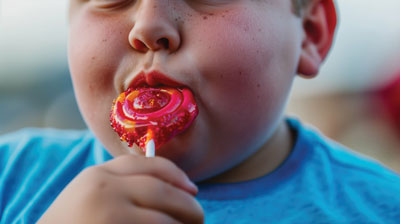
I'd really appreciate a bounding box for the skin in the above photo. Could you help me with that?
[39,0,336,223]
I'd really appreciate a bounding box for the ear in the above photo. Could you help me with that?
[297,0,337,78]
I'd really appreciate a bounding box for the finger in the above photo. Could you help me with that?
[100,155,198,196]
[106,201,183,224]
[120,175,204,224]
[129,206,182,224]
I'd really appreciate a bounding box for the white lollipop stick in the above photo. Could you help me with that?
[145,139,155,157]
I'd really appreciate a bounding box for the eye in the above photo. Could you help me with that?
[187,0,237,8]
[91,0,133,9]
[189,0,235,5]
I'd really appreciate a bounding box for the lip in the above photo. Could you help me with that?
[126,70,184,90]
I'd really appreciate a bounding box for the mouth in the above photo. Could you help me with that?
[112,70,200,153]
[126,70,184,91]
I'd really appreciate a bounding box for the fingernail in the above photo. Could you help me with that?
[188,181,198,195]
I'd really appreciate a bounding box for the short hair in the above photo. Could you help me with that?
[292,0,313,16]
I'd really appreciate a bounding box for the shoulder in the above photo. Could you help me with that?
[289,117,400,180]
[289,118,400,213]
[0,127,91,145]
[296,118,400,181]
[0,128,93,153]
[0,128,99,171]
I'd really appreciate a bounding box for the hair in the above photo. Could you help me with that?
[292,0,313,16]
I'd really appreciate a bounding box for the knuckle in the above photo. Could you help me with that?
[80,165,103,179]
[80,166,111,195]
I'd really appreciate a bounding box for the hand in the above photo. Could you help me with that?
[38,155,204,224]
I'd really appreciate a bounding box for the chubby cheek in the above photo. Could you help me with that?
[190,9,297,156]
[68,13,130,153]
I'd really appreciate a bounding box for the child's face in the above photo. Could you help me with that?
[69,0,302,181]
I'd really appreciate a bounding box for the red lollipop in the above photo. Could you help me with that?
[110,86,198,157]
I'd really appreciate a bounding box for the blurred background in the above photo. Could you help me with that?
[1,0,400,172]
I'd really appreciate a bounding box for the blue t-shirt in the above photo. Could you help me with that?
[0,118,399,223]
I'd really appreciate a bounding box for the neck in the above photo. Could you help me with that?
[203,119,295,184]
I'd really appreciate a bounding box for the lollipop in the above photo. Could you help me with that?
[110,86,198,157]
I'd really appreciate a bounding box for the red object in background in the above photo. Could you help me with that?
[376,71,400,134]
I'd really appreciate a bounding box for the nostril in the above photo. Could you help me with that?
[133,39,148,52]
[157,38,169,49]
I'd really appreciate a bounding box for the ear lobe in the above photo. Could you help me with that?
[298,43,321,79]
[297,0,337,78]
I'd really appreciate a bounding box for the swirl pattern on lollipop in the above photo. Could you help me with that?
[110,86,198,150]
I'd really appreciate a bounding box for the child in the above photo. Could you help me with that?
[1,0,399,223]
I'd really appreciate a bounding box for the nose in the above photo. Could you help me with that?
[128,1,180,53]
